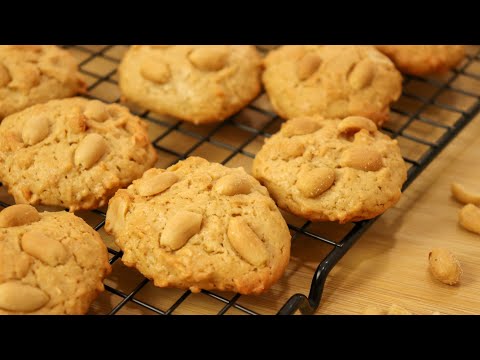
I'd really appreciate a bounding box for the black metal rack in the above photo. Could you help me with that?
[1,45,480,315]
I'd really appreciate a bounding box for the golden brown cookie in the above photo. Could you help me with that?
[0,97,158,212]
[118,45,263,124]
[105,157,291,295]
[0,204,111,314]
[0,45,86,120]
[262,45,403,126]
[252,115,407,223]
[375,45,465,76]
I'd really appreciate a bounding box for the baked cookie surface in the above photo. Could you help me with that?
[105,157,291,295]
[0,45,86,120]
[252,115,407,223]
[262,45,402,126]
[118,45,263,125]
[375,45,465,76]
[0,205,111,315]
[0,97,158,211]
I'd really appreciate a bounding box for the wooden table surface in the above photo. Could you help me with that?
[2,45,480,315]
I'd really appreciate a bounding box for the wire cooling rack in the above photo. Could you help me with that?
[1,45,480,315]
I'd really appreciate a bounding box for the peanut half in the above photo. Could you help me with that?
[280,140,305,160]
[451,182,480,206]
[188,46,229,72]
[0,205,40,228]
[214,174,252,196]
[283,118,322,137]
[297,53,322,80]
[338,116,377,135]
[0,282,49,312]
[74,133,107,169]
[136,172,179,197]
[160,211,203,251]
[341,146,383,172]
[21,231,68,266]
[428,248,462,285]
[22,116,50,146]
[0,62,11,87]
[105,191,131,235]
[458,203,480,235]
[296,167,335,198]
[84,100,109,122]
[141,58,171,84]
[348,60,376,90]
[227,217,268,267]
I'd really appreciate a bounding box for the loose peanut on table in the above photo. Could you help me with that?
[428,248,462,285]
[387,304,412,315]
[451,182,480,206]
[458,203,480,235]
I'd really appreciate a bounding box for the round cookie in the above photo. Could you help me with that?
[0,204,111,314]
[262,45,403,126]
[118,45,263,125]
[0,97,158,212]
[0,45,86,120]
[105,157,291,295]
[375,45,465,76]
[252,115,407,223]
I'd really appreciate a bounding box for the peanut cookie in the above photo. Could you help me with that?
[262,45,403,126]
[0,204,111,314]
[375,45,465,76]
[252,115,407,223]
[105,157,291,295]
[118,45,263,125]
[0,97,158,212]
[0,45,86,120]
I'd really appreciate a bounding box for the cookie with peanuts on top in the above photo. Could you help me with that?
[0,204,111,315]
[252,115,407,223]
[262,45,403,126]
[0,45,86,120]
[105,156,291,295]
[0,97,158,212]
[118,45,263,125]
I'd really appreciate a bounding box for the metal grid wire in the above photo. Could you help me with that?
[1,45,480,315]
